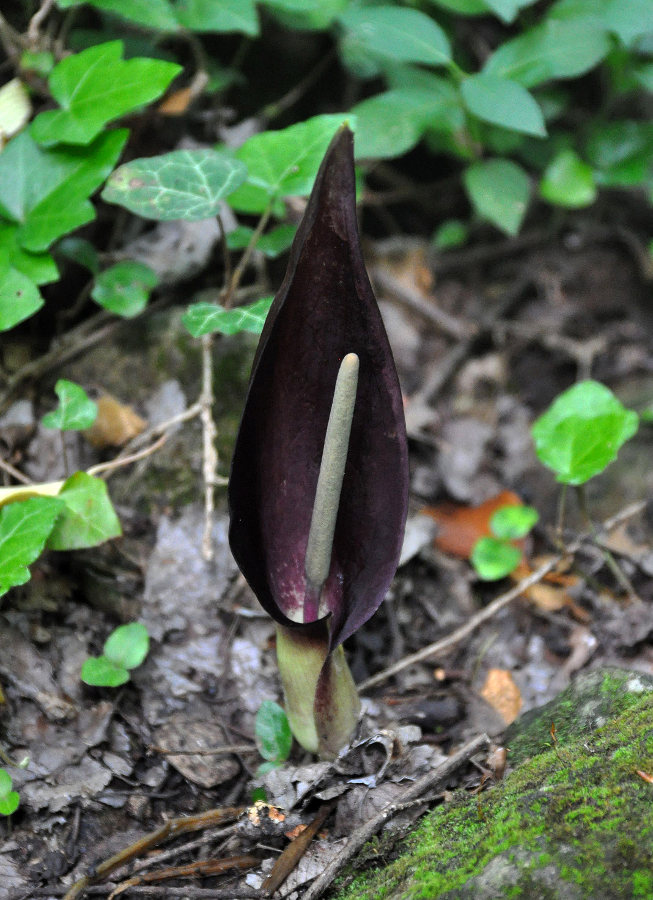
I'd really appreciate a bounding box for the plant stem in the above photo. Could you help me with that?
[575,485,639,601]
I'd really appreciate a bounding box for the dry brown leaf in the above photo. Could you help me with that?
[84,394,147,448]
[423,490,523,558]
[480,668,522,725]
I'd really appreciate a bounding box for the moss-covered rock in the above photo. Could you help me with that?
[329,668,653,900]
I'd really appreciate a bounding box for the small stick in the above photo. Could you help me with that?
[109,855,260,897]
[62,807,245,900]
[301,733,490,900]
[361,498,647,691]
[359,541,583,691]
[304,353,359,621]
[200,334,218,561]
[262,800,336,895]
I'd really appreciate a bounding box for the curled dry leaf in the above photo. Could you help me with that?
[480,668,522,725]
[423,490,524,558]
[84,393,147,448]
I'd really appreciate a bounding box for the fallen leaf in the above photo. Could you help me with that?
[636,770,653,784]
[480,668,522,725]
[423,490,523,557]
[84,394,147,448]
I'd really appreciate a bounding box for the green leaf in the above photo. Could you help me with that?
[20,49,55,77]
[227,224,297,258]
[426,0,488,13]
[585,120,653,187]
[352,89,456,159]
[255,700,292,763]
[81,655,130,687]
[0,225,59,285]
[260,0,347,29]
[228,114,350,214]
[175,0,260,34]
[102,149,247,221]
[531,380,639,485]
[30,41,181,146]
[0,128,128,252]
[104,622,149,669]
[432,219,468,249]
[490,505,539,540]
[47,472,122,550]
[91,261,158,317]
[471,537,522,580]
[42,379,98,430]
[463,158,530,235]
[602,0,653,45]
[0,497,63,596]
[0,770,19,816]
[57,236,100,273]
[461,74,546,137]
[0,264,43,331]
[338,6,451,68]
[182,296,273,337]
[540,149,596,207]
[56,0,179,31]
[483,19,611,87]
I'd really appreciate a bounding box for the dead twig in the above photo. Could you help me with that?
[358,548,581,691]
[301,733,490,900]
[262,800,336,895]
[200,333,218,561]
[109,855,260,898]
[361,498,647,691]
[62,807,245,900]
[370,266,475,341]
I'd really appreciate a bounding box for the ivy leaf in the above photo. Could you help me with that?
[461,74,546,137]
[102,149,247,221]
[0,128,128,252]
[81,656,130,687]
[226,224,297,258]
[30,41,181,146]
[182,297,273,337]
[91,261,158,317]
[471,537,522,580]
[463,158,530,235]
[0,497,63,596]
[0,263,43,331]
[255,700,292,765]
[531,380,639,485]
[0,770,19,816]
[47,472,122,550]
[227,114,352,214]
[490,505,539,540]
[42,379,98,431]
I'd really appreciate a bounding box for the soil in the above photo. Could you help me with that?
[1,199,653,899]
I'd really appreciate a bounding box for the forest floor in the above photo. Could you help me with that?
[2,196,653,899]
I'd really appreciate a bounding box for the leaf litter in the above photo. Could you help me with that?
[2,224,653,899]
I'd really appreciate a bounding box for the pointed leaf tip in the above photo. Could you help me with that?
[229,125,409,649]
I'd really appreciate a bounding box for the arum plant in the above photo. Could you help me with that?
[229,125,409,759]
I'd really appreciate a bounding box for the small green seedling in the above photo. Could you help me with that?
[471,504,539,581]
[0,769,19,816]
[255,700,293,775]
[42,379,98,431]
[532,380,638,485]
[81,622,149,687]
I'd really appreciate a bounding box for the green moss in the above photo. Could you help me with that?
[329,671,653,900]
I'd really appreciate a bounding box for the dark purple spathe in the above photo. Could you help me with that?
[228,125,409,651]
